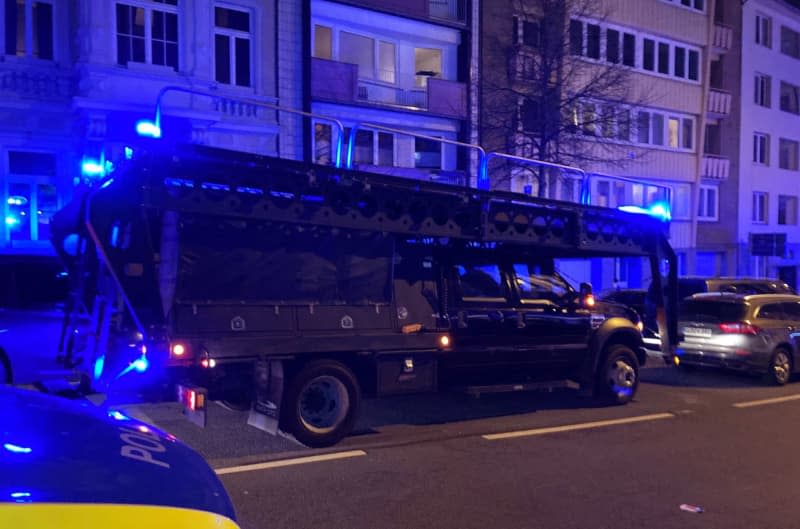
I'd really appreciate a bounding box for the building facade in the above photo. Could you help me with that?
[711,0,800,288]
[480,0,732,289]
[1,0,280,260]
[308,0,473,183]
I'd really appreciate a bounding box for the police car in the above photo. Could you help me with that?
[0,385,239,528]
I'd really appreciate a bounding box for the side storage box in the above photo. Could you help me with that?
[376,354,437,396]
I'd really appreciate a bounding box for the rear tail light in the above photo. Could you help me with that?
[719,322,761,335]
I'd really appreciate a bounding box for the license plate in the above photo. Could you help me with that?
[683,327,712,337]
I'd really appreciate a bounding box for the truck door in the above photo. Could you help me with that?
[448,261,518,353]
[510,262,592,367]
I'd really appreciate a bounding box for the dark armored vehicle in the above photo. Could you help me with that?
[50,141,678,447]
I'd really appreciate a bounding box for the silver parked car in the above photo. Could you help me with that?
[676,293,800,385]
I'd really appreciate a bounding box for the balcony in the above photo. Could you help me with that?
[311,58,467,119]
[707,88,732,118]
[712,23,733,54]
[0,60,73,102]
[428,0,466,23]
[702,155,730,180]
[343,0,466,24]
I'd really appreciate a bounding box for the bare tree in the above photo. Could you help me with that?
[481,0,653,196]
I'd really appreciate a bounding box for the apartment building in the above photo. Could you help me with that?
[711,0,800,288]
[480,0,730,289]
[308,0,473,184]
[1,0,280,259]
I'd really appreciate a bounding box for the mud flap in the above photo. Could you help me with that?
[247,359,284,435]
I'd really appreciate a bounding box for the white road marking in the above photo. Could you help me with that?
[732,394,800,409]
[215,450,367,475]
[482,412,675,441]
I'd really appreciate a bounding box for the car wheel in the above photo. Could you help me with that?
[0,348,12,384]
[767,348,793,386]
[595,345,639,405]
[282,360,361,448]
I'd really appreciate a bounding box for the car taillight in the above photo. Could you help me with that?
[719,322,761,335]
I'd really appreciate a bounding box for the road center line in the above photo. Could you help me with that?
[482,412,675,441]
[732,394,800,409]
[215,450,367,475]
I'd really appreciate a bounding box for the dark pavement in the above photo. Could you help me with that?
[125,362,800,529]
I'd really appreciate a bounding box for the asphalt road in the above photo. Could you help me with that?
[126,362,800,529]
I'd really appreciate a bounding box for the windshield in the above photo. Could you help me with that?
[679,299,748,323]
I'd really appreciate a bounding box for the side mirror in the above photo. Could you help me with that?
[579,282,596,308]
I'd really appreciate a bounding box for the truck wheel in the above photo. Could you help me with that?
[282,360,361,448]
[595,345,639,405]
[0,348,11,384]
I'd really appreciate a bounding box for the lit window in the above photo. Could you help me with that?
[215,6,251,87]
[314,123,332,165]
[116,1,179,70]
[5,151,58,244]
[313,24,332,59]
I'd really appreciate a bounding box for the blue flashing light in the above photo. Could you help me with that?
[100,178,115,190]
[10,492,31,499]
[4,443,32,454]
[132,355,149,373]
[136,120,162,138]
[300,194,325,203]
[81,159,106,177]
[5,216,19,227]
[108,410,131,421]
[618,202,672,222]
[124,146,134,159]
[93,354,106,380]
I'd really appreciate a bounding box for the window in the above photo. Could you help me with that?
[214,7,250,87]
[657,42,669,74]
[698,186,718,221]
[5,151,57,244]
[378,42,396,83]
[456,264,505,301]
[314,123,332,165]
[340,32,375,79]
[672,184,691,219]
[523,20,541,47]
[780,139,799,170]
[780,81,800,114]
[674,47,685,78]
[753,191,768,223]
[781,25,800,59]
[651,113,664,146]
[643,38,655,71]
[687,50,699,81]
[520,99,540,132]
[606,28,619,63]
[756,14,772,48]
[758,303,784,320]
[754,133,770,165]
[414,47,440,87]
[637,111,650,143]
[622,32,635,67]
[414,137,441,169]
[755,73,771,107]
[582,103,596,135]
[313,24,332,59]
[569,19,582,55]
[4,0,54,60]
[343,128,395,167]
[660,0,704,11]
[586,23,600,59]
[779,195,798,225]
[682,118,693,149]
[668,117,680,148]
[618,108,631,141]
[513,263,571,302]
[116,1,179,70]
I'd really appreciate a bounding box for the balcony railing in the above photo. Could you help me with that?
[311,58,467,119]
[702,155,730,180]
[429,0,466,23]
[707,88,732,117]
[713,23,733,53]
[0,61,73,101]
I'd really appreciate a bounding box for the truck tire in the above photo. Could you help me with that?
[594,344,639,405]
[282,360,361,448]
